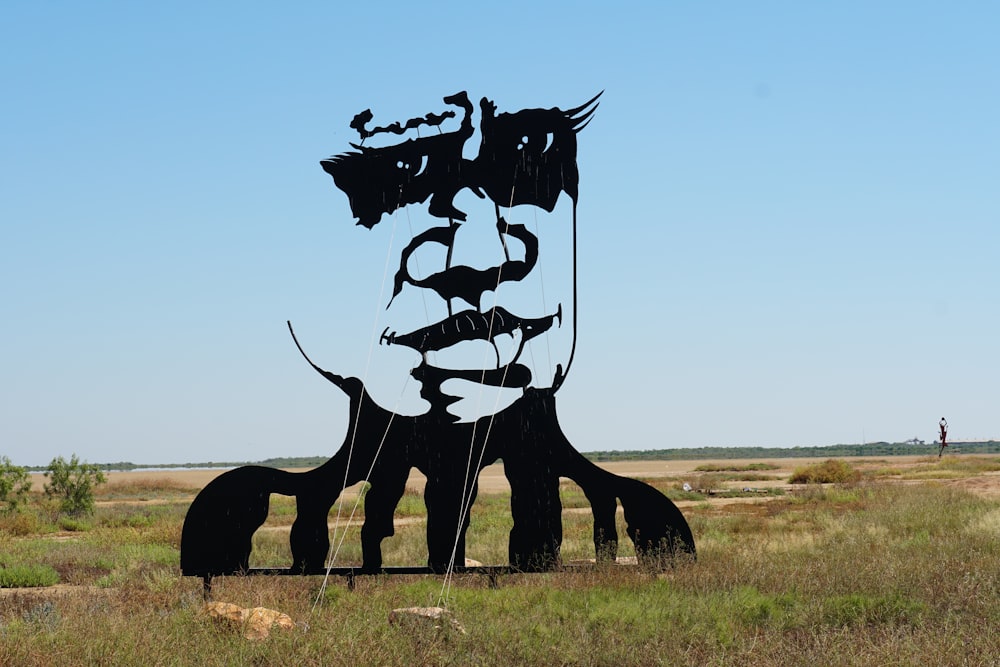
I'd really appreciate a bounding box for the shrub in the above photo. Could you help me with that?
[0,456,33,513]
[0,510,44,536]
[44,454,106,516]
[789,459,861,484]
[0,564,60,588]
[58,516,92,532]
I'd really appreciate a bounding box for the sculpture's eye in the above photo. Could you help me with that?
[515,133,555,155]
[395,155,426,178]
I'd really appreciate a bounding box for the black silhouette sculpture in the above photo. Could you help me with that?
[181,91,695,580]
[938,417,948,458]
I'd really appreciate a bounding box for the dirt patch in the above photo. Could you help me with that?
[40,532,82,542]
[947,471,1000,499]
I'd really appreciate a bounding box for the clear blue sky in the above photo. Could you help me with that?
[3,2,998,467]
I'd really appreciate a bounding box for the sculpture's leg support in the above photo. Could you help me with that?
[587,491,620,563]
[617,476,696,566]
[180,466,290,577]
[560,450,619,561]
[507,466,562,571]
[290,497,333,573]
[360,460,411,572]
[561,448,696,566]
[423,450,481,573]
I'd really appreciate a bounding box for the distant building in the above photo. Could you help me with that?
[904,438,925,445]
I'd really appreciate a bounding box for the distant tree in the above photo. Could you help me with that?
[0,456,33,513]
[44,455,106,516]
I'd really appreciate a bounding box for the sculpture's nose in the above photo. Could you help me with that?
[402,190,536,311]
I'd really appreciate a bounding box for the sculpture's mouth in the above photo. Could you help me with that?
[411,360,534,391]
[380,304,561,354]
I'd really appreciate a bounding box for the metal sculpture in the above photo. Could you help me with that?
[938,417,948,457]
[181,91,695,582]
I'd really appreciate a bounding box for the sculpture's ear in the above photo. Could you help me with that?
[286,321,361,400]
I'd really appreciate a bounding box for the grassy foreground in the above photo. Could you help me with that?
[1,458,999,666]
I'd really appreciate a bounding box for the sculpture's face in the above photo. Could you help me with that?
[322,92,597,422]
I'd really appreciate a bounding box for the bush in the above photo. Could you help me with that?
[0,456,33,513]
[44,455,106,516]
[0,564,60,588]
[58,516,92,532]
[0,510,45,536]
[789,459,861,484]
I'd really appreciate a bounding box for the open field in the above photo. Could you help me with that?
[31,453,1000,496]
[4,455,1000,665]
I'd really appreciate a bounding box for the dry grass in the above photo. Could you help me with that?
[693,462,781,472]
[95,477,200,500]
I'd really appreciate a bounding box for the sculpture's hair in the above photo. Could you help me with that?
[351,108,457,142]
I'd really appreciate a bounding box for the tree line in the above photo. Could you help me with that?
[584,441,1000,461]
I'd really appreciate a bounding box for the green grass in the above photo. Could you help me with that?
[0,564,60,588]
